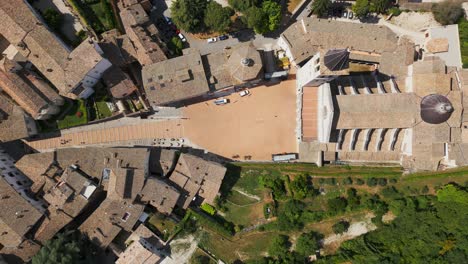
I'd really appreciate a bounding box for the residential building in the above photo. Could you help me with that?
[119,3,168,66]
[139,177,180,215]
[0,94,37,142]
[103,65,138,99]
[169,153,226,208]
[142,42,264,108]
[116,224,166,264]
[142,50,210,107]
[0,0,112,99]
[0,58,60,120]
[0,176,43,248]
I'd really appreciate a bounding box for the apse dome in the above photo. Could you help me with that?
[420,94,453,124]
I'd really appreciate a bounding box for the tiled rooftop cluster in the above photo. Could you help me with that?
[1,147,226,262]
[0,0,111,99]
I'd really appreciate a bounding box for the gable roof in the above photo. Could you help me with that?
[169,154,226,208]
[140,177,180,215]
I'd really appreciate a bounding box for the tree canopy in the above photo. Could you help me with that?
[262,1,282,31]
[228,0,262,12]
[42,8,63,31]
[268,234,290,258]
[352,0,370,18]
[311,0,331,17]
[318,185,468,263]
[204,2,233,33]
[32,231,94,264]
[276,199,305,230]
[295,231,324,256]
[171,0,208,32]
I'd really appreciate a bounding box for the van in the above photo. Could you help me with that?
[214,98,229,105]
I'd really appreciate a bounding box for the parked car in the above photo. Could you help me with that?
[239,90,250,97]
[219,34,228,41]
[343,11,348,18]
[349,11,354,19]
[164,16,172,25]
[207,37,217,43]
[178,33,187,42]
[214,98,229,105]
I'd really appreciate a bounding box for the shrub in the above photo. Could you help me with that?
[377,178,388,187]
[356,178,365,185]
[75,111,83,118]
[342,177,353,185]
[200,203,216,216]
[432,0,463,25]
[327,197,348,213]
[389,7,402,16]
[381,186,400,199]
[332,220,350,234]
[367,177,378,187]
[389,178,398,184]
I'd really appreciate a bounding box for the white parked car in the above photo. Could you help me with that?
[239,90,250,97]
[214,98,229,105]
[178,33,187,42]
[207,37,217,43]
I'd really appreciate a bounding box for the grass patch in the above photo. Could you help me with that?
[57,100,88,129]
[67,0,115,33]
[459,18,468,68]
[95,101,112,119]
[287,0,303,13]
[233,163,402,179]
[89,0,115,31]
[146,212,178,241]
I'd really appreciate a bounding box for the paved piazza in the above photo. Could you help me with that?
[26,78,298,161]
[183,77,298,161]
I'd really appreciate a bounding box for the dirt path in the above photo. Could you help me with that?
[232,188,261,201]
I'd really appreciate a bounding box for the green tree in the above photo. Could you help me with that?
[346,188,360,209]
[262,0,282,31]
[352,0,370,19]
[296,231,324,256]
[268,234,290,258]
[42,8,63,31]
[191,254,211,264]
[228,0,261,12]
[168,36,184,56]
[366,177,378,187]
[277,199,305,230]
[432,0,464,25]
[311,0,331,17]
[32,231,94,264]
[204,2,233,33]
[342,177,353,185]
[245,6,269,34]
[171,0,208,32]
[327,197,348,213]
[290,174,310,199]
[371,0,391,14]
[332,220,350,234]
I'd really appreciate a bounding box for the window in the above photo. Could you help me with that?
[150,86,155,91]
[158,75,163,80]
[122,212,131,222]
[147,78,153,83]
[160,83,165,88]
